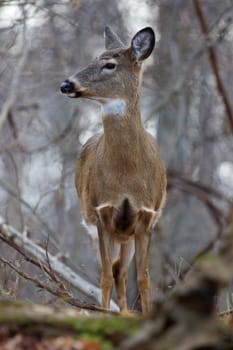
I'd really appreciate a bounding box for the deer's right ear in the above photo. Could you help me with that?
[104,26,124,50]
[130,27,155,63]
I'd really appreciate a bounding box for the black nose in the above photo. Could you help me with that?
[60,80,75,94]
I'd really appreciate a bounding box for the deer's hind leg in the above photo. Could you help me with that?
[134,208,158,314]
[135,231,152,314]
[97,221,116,309]
[113,239,135,314]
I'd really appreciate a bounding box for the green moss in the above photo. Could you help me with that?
[0,299,141,349]
[69,316,140,334]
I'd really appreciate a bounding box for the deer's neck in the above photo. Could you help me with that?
[101,97,145,170]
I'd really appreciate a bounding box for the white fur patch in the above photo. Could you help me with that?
[140,207,161,228]
[141,207,159,215]
[100,98,126,117]
[81,219,100,262]
[96,203,112,211]
[67,92,77,98]
[81,219,98,241]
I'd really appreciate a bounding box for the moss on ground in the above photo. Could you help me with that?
[0,299,141,349]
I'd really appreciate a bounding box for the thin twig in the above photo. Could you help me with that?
[0,255,112,313]
[147,3,233,120]
[167,169,230,230]
[193,0,233,132]
[0,6,30,131]
[168,169,231,203]
[0,178,57,246]
[0,216,119,312]
[164,170,232,289]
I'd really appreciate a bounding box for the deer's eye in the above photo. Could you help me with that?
[102,62,116,70]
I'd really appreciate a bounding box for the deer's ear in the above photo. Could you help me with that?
[104,26,124,50]
[131,27,155,62]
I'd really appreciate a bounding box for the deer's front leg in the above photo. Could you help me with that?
[135,231,152,314]
[97,221,115,309]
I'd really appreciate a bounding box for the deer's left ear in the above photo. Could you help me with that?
[104,26,125,50]
[130,27,155,63]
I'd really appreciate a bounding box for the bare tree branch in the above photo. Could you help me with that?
[147,3,233,119]
[0,216,119,312]
[0,178,58,247]
[164,170,233,288]
[167,169,230,229]
[193,0,233,132]
[0,255,114,313]
[0,6,30,132]
[168,169,231,203]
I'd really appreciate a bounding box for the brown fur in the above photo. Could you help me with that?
[61,27,167,314]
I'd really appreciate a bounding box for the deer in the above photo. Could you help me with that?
[60,26,167,314]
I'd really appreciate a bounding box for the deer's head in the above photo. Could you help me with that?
[60,27,155,109]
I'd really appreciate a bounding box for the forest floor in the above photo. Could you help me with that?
[0,298,233,350]
[1,209,233,349]
[0,299,141,350]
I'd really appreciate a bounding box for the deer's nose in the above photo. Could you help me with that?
[60,80,75,94]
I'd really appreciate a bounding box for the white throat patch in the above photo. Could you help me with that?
[99,98,126,117]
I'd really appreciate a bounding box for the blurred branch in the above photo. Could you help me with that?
[0,7,30,132]
[0,255,70,304]
[168,169,231,202]
[193,0,233,132]
[166,170,233,287]
[0,178,58,247]
[0,216,119,312]
[0,113,80,155]
[0,255,110,313]
[122,207,233,350]
[148,3,233,119]
[5,151,24,230]
[13,0,80,28]
[25,113,77,154]
[167,169,230,228]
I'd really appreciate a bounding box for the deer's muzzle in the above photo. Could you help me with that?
[60,80,75,94]
[60,79,84,98]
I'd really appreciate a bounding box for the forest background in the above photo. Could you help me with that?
[0,0,232,313]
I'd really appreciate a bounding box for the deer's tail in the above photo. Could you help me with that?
[115,198,135,231]
[96,197,157,238]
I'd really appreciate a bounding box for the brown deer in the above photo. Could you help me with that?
[60,26,167,314]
